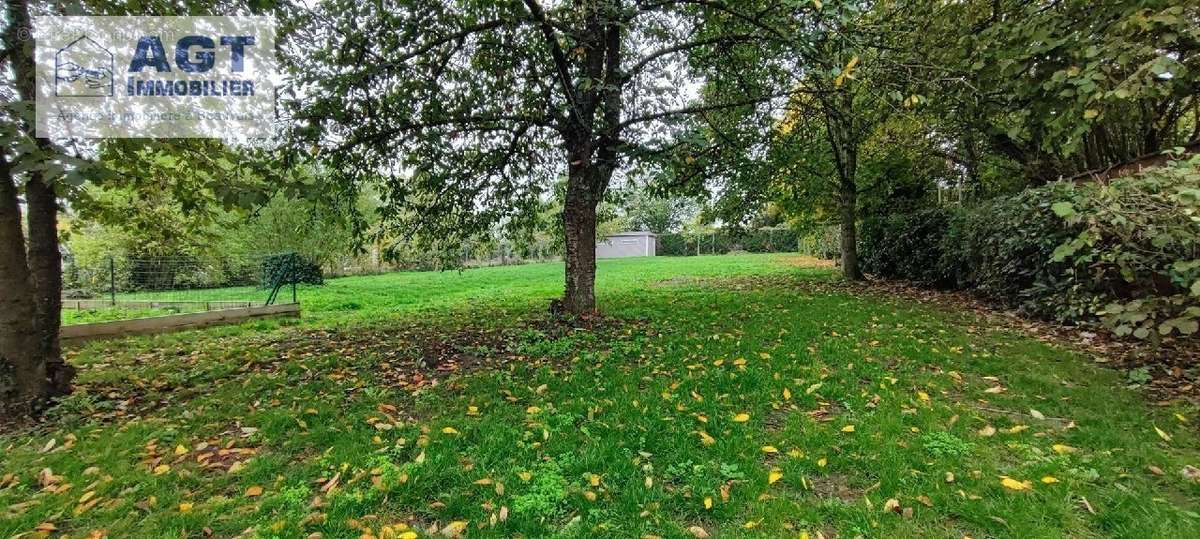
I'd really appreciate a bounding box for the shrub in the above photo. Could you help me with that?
[1048,158,1200,340]
[860,156,1200,340]
[261,252,324,288]
[798,225,840,259]
[861,208,959,286]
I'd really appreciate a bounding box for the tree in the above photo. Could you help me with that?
[915,0,1199,183]
[621,189,693,234]
[673,0,924,280]
[284,0,798,314]
[1,0,78,415]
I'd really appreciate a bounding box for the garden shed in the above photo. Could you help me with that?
[596,231,657,258]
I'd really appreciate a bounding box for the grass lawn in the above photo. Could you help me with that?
[4,254,1199,538]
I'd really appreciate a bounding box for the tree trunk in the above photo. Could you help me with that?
[0,158,44,415]
[838,182,863,281]
[1,0,73,414]
[562,168,598,315]
[25,174,72,396]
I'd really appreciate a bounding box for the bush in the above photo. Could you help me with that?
[860,157,1200,340]
[798,225,840,259]
[658,228,799,256]
[861,208,959,286]
[261,252,324,288]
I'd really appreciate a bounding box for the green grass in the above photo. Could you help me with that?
[5,254,1199,538]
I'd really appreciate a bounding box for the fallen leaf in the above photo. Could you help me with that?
[1000,477,1031,491]
[841,425,855,433]
[1052,444,1076,455]
[761,445,779,454]
[440,520,467,537]
[1029,409,1045,420]
[687,526,710,538]
[1040,476,1059,484]
[1154,425,1172,442]
[153,464,171,475]
[179,502,194,513]
[768,469,783,484]
[246,485,264,497]
[883,498,900,513]
[703,496,713,509]
[977,425,996,437]
[733,413,750,423]
[442,427,461,435]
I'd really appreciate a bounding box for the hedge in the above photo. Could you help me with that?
[658,228,799,256]
[861,157,1200,340]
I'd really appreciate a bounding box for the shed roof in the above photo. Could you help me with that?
[603,231,657,237]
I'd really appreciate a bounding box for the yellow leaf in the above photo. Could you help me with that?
[917,391,930,402]
[1052,444,1076,455]
[1000,476,1031,491]
[783,387,792,400]
[834,56,860,87]
[698,431,716,446]
[1154,425,1172,442]
[1083,109,1100,120]
[526,406,541,414]
[442,427,460,435]
[153,464,171,475]
[398,533,418,539]
[178,502,194,512]
[977,425,996,437]
[1006,425,1029,434]
[441,521,468,538]
[245,485,264,497]
[518,471,532,482]
[174,444,188,456]
[817,457,827,468]
[883,498,900,512]
[841,425,855,433]
[761,445,779,454]
[733,413,750,423]
[1040,476,1059,484]
[812,0,822,10]
[703,496,713,509]
[768,469,783,484]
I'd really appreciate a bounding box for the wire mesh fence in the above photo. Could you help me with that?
[61,252,307,323]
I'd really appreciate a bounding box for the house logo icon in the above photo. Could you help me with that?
[55,35,113,97]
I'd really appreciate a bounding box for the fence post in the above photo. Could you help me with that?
[109,256,116,306]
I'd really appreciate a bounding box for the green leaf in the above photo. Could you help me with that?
[1050,201,1075,217]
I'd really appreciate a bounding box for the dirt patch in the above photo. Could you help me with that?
[809,473,863,503]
